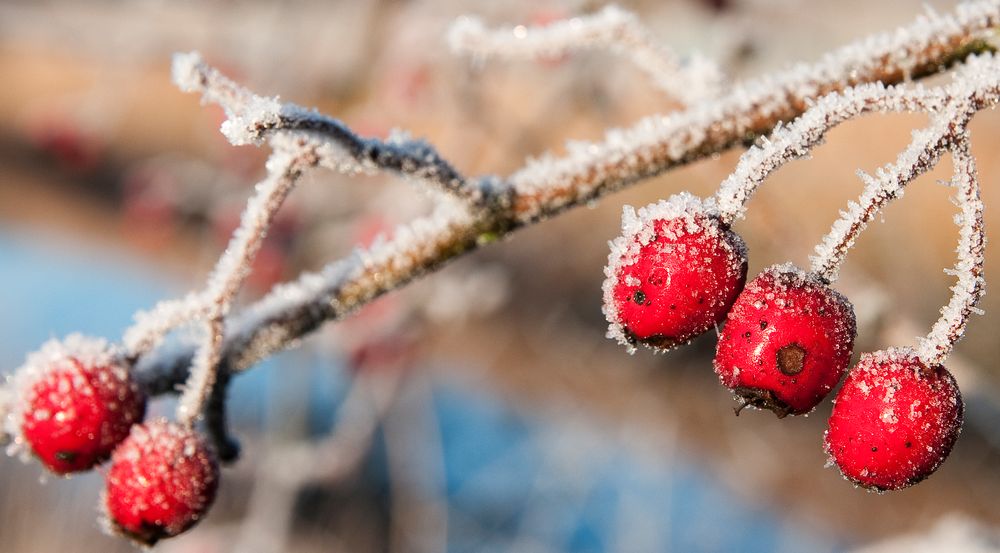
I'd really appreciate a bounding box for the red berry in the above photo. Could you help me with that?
[825,348,963,491]
[603,193,748,351]
[13,336,145,474]
[714,264,856,416]
[104,419,219,546]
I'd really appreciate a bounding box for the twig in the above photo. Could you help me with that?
[176,140,317,426]
[917,136,987,366]
[123,293,203,360]
[448,5,724,105]
[172,52,500,208]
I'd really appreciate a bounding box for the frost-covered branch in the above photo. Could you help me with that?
[448,5,724,105]
[507,1,999,223]
[917,136,987,366]
[123,293,204,360]
[132,1,1000,413]
[172,52,498,207]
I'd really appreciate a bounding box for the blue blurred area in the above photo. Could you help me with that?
[0,226,845,552]
[364,385,844,553]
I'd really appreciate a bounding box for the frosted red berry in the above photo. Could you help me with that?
[15,336,146,474]
[104,419,219,546]
[714,264,856,417]
[825,348,963,491]
[603,193,748,351]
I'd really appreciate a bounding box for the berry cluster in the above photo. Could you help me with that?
[6,335,219,545]
[604,193,969,492]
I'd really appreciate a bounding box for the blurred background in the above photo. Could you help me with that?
[1,0,1000,551]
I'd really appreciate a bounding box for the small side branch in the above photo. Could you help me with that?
[176,141,316,426]
[171,52,498,207]
[448,5,724,105]
[917,136,987,366]
[123,293,204,360]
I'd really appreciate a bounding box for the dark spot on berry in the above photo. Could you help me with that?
[776,344,806,376]
[55,450,78,462]
[759,320,768,330]
[697,296,704,304]
[743,331,751,338]
[633,290,646,305]
[669,304,677,310]
[905,441,912,448]
[871,446,878,452]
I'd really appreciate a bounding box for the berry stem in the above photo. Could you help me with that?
[808,89,983,283]
[123,293,205,360]
[176,145,313,427]
[917,135,986,366]
[448,6,724,106]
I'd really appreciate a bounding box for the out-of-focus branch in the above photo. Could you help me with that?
[134,2,1000,399]
[448,5,724,105]
[231,371,403,553]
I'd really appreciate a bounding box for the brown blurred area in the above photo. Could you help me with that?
[1,0,1000,552]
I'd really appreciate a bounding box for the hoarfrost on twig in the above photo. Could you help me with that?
[171,52,496,207]
[713,82,945,225]
[123,293,205,359]
[448,5,724,106]
[917,136,987,366]
[176,142,316,426]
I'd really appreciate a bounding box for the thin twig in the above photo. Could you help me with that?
[123,293,204,360]
[176,141,316,426]
[172,52,500,208]
[448,5,724,105]
[713,83,945,225]
[917,136,987,366]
